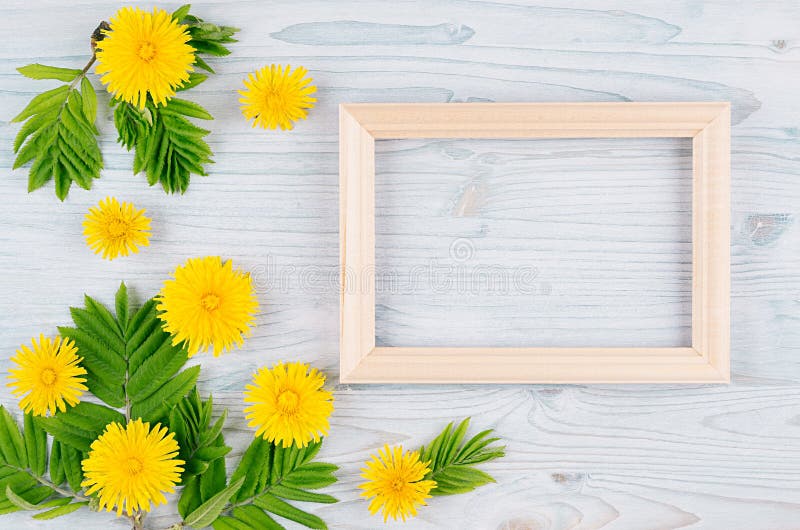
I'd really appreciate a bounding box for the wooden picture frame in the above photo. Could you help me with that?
[339,102,730,384]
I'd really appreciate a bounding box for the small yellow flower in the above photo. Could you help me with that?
[7,335,87,417]
[95,6,195,108]
[83,197,151,260]
[82,419,184,516]
[157,256,258,356]
[360,445,437,522]
[244,362,334,448]
[239,64,317,130]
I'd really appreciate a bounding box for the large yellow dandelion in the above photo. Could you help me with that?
[83,197,151,260]
[244,362,334,448]
[81,419,184,516]
[7,335,87,417]
[239,64,317,130]
[95,6,195,108]
[157,256,258,356]
[360,445,437,522]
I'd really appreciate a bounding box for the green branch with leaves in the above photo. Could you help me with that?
[11,5,238,200]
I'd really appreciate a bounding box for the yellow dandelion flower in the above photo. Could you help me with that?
[157,256,258,357]
[7,335,87,417]
[83,197,151,260]
[244,362,334,448]
[360,445,437,522]
[239,64,317,130]
[95,6,195,109]
[81,419,184,516]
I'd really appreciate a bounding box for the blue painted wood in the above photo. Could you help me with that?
[0,0,798,528]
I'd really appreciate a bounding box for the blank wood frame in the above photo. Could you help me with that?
[339,102,730,384]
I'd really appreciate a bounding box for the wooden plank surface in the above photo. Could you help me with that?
[0,0,798,528]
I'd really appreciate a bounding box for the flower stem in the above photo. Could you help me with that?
[129,510,144,530]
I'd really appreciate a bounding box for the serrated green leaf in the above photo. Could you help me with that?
[130,365,200,422]
[23,413,47,477]
[172,4,191,22]
[12,85,69,123]
[269,484,337,504]
[125,298,157,341]
[419,418,504,497]
[126,93,212,193]
[184,476,244,528]
[32,501,88,520]
[199,440,227,502]
[176,72,208,91]
[68,306,124,357]
[80,76,97,125]
[230,437,269,502]
[5,485,42,510]
[428,465,494,496]
[160,97,213,120]
[60,442,83,492]
[13,78,102,198]
[280,462,338,491]
[38,402,124,453]
[179,475,202,519]
[195,446,231,461]
[231,505,284,529]
[127,341,188,400]
[17,64,82,82]
[213,515,263,530]
[0,406,27,467]
[200,409,227,447]
[49,441,65,486]
[58,326,126,381]
[254,493,326,530]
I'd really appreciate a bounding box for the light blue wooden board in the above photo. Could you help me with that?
[0,0,799,528]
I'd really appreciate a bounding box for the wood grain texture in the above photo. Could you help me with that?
[0,0,798,527]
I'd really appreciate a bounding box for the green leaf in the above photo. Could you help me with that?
[214,515,266,530]
[268,485,337,504]
[60,442,83,492]
[184,477,244,528]
[160,97,213,120]
[172,4,191,22]
[17,64,82,82]
[230,505,284,529]
[176,73,208,91]
[195,446,231,461]
[38,402,124,453]
[418,418,505,497]
[119,99,213,194]
[280,463,338,490]
[181,11,239,71]
[23,413,47,477]
[130,365,200,422]
[5,485,41,510]
[12,78,102,199]
[12,85,69,124]
[0,406,27,467]
[115,282,129,334]
[80,76,97,126]
[32,501,88,520]
[48,441,65,486]
[179,475,202,519]
[127,341,189,401]
[254,494,326,530]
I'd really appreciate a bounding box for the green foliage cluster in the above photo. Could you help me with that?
[11,4,237,200]
[12,66,101,200]
[0,285,504,529]
[0,283,343,529]
[420,418,505,495]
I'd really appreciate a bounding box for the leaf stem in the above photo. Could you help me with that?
[7,463,89,502]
